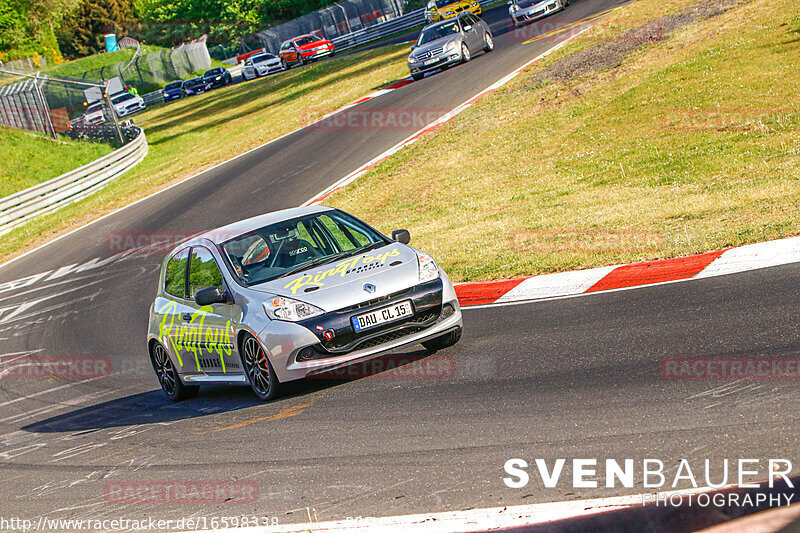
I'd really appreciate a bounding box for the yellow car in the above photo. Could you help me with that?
[425,0,482,23]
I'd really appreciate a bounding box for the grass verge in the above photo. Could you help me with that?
[326,0,800,282]
[0,44,411,262]
[0,127,113,197]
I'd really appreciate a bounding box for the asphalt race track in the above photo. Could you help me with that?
[1,0,799,527]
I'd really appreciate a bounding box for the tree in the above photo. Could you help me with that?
[58,0,136,58]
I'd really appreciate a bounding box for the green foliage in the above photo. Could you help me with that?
[0,0,77,61]
[57,0,136,58]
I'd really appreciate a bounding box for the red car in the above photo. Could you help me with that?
[279,34,335,67]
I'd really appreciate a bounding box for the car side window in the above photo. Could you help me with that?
[188,246,224,299]
[164,248,189,298]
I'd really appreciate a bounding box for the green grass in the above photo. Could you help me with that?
[0,44,410,262]
[0,127,113,197]
[324,0,800,281]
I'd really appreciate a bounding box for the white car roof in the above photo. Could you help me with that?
[195,205,335,244]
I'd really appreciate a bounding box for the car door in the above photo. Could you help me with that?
[243,59,253,79]
[461,14,480,51]
[180,246,240,376]
[153,248,198,373]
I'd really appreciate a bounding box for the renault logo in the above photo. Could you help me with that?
[363,283,376,293]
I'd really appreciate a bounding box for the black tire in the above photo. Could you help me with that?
[298,54,305,66]
[422,327,462,353]
[483,33,494,52]
[460,43,471,63]
[240,333,283,401]
[150,342,199,402]
[281,59,288,70]
[412,72,424,81]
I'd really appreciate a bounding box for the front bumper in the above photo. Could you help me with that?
[303,48,334,60]
[408,51,462,75]
[259,277,463,383]
[258,63,284,75]
[116,104,144,117]
[511,0,562,24]
[163,92,181,101]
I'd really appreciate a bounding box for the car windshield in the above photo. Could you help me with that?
[86,103,102,114]
[164,81,182,90]
[435,0,456,7]
[220,210,389,286]
[111,93,134,104]
[252,53,276,62]
[204,68,221,76]
[295,36,321,47]
[417,21,460,45]
[185,78,203,87]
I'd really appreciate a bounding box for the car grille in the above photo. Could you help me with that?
[416,47,444,60]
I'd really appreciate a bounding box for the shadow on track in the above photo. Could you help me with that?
[21,347,438,433]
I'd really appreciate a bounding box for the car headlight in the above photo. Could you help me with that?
[417,252,440,283]
[510,3,520,11]
[215,76,221,80]
[408,55,418,63]
[444,41,458,52]
[264,296,324,321]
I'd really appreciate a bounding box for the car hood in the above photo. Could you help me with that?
[299,40,331,50]
[247,243,421,311]
[255,58,281,65]
[413,34,461,56]
[164,88,181,94]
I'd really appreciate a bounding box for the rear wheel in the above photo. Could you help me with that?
[281,58,288,70]
[240,333,283,401]
[483,33,494,52]
[460,43,471,63]
[422,327,462,353]
[150,342,199,402]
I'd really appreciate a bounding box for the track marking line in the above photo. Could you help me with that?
[212,395,321,432]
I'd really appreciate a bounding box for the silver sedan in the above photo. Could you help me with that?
[147,206,463,401]
[509,0,569,28]
[407,12,494,81]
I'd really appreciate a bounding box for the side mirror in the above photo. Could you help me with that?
[411,44,417,50]
[194,286,231,306]
[391,229,411,244]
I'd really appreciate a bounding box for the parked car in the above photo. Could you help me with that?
[146,205,463,402]
[279,34,335,68]
[162,80,184,102]
[110,92,146,117]
[82,102,106,125]
[407,12,493,80]
[242,53,287,80]
[425,0,481,23]
[508,0,568,27]
[184,77,211,96]
[202,67,233,88]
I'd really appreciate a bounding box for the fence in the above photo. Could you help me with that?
[0,55,48,74]
[0,77,57,138]
[0,127,148,235]
[256,0,406,54]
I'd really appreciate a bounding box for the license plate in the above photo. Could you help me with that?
[423,58,438,66]
[351,300,414,332]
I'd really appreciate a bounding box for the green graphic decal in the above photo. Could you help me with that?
[158,301,233,372]
[284,248,401,294]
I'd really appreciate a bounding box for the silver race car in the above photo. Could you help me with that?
[508,0,568,28]
[147,206,463,401]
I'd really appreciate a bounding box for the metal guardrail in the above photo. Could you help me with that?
[0,128,148,235]
[331,0,498,52]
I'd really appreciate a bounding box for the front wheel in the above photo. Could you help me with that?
[484,33,494,52]
[412,72,424,81]
[150,342,199,402]
[240,333,283,401]
[422,327,462,353]
[460,43,471,63]
[281,59,288,70]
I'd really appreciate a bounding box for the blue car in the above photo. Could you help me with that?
[162,81,184,102]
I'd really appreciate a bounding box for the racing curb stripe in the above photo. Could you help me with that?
[457,237,800,308]
[585,249,726,293]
